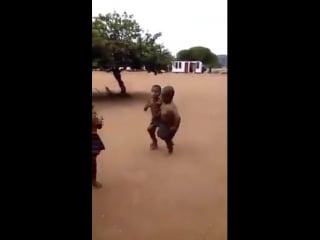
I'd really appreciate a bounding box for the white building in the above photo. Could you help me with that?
[171,61,203,73]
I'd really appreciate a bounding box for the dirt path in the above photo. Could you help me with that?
[92,72,227,240]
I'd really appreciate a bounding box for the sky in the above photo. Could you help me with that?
[92,0,227,56]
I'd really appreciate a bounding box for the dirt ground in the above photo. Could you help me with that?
[92,71,227,240]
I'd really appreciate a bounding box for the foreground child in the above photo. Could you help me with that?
[92,105,105,188]
[144,85,162,150]
[157,86,181,154]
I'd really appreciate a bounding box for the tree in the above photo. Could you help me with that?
[92,12,174,94]
[176,46,220,71]
[176,49,190,61]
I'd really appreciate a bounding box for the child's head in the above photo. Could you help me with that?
[161,86,175,103]
[151,85,161,99]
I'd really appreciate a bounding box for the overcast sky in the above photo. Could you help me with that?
[92,0,227,56]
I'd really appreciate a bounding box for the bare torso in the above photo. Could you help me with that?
[161,102,181,127]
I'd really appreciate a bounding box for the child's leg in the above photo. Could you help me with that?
[157,123,178,153]
[92,154,102,188]
[92,154,97,182]
[165,138,174,153]
[165,127,179,154]
[147,124,158,149]
[167,121,180,153]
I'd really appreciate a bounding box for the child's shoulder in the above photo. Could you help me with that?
[171,101,177,107]
[168,102,177,109]
[162,102,176,112]
[168,102,179,116]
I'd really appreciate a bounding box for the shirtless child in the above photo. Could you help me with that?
[157,86,181,154]
[92,105,105,188]
[144,85,162,150]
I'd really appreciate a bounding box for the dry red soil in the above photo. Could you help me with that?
[92,71,227,240]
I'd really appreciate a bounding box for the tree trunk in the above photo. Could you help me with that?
[112,67,126,94]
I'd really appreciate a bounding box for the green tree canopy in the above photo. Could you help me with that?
[92,11,174,94]
[176,46,220,69]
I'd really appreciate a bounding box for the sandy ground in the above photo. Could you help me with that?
[92,71,227,240]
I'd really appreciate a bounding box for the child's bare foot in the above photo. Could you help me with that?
[92,181,102,188]
[167,142,173,154]
[150,142,158,150]
[164,138,174,154]
[168,145,173,154]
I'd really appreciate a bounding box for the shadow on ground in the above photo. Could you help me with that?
[92,91,150,103]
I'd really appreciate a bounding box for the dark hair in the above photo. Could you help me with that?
[152,84,161,92]
[161,86,175,103]
[162,86,175,97]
